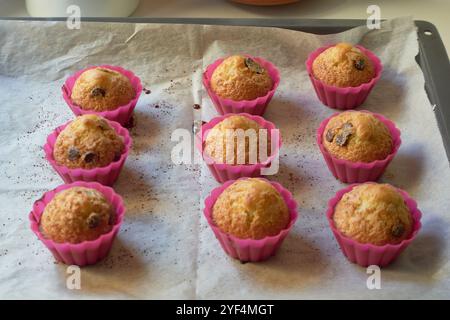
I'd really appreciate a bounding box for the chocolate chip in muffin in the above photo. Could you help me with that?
[335,133,349,146]
[334,122,354,146]
[354,59,365,71]
[90,87,106,98]
[84,152,96,163]
[87,213,100,229]
[244,58,264,74]
[68,147,80,161]
[325,129,335,142]
[342,122,354,131]
[391,224,405,238]
[193,104,201,110]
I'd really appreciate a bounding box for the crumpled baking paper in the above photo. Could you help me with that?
[0,17,449,299]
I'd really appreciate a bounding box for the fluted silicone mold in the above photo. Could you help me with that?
[196,113,282,183]
[317,110,401,183]
[204,177,298,262]
[306,44,383,109]
[44,119,132,186]
[203,55,280,115]
[29,181,126,267]
[62,65,142,126]
[327,183,422,267]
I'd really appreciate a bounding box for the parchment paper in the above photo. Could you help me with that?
[0,17,449,299]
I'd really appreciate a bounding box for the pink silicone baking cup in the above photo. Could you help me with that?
[327,183,422,267]
[29,181,126,266]
[62,65,142,126]
[203,55,280,115]
[204,177,298,262]
[306,44,383,109]
[196,113,282,183]
[44,119,132,186]
[317,110,401,183]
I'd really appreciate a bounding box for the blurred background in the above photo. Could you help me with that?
[0,0,448,51]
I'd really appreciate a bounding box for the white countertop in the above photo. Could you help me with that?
[1,0,449,53]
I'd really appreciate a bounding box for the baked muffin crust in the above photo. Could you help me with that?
[71,67,135,111]
[333,183,413,246]
[322,111,393,163]
[312,43,375,87]
[212,178,289,239]
[41,187,114,243]
[53,114,125,169]
[204,115,271,165]
[211,55,273,101]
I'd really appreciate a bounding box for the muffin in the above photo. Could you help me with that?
[333,183,413,246]
[204,115,271,165]
[40,186,114,243]
[53,114,125,169]
[211,55,273,101]
[312,43,375,87]
[71,67,135,111]
[322,111,393,163]
[212,178,289,239]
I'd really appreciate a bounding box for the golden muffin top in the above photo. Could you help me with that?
[322,111,393,163]
[211,55,273,101]
[212,178,290,239]
[71,67,135,111]
[41,187,114,243]
[204,115,271,165]
[333,183,413,246]
[53,114,125,169]
[312,43,375,87]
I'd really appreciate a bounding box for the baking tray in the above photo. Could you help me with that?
[1,17,449,161]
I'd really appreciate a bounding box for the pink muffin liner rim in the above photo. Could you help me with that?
[62,64,142,120]
[29,181,125,250]
[326,183,422,251]
[196,112,282,172]
[44,118,132,177]
[316,110,401,170]
[204,177,298,245]
[203,55,280,105]
[305,44,383,93]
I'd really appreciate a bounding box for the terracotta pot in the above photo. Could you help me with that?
[231,0,299,5]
